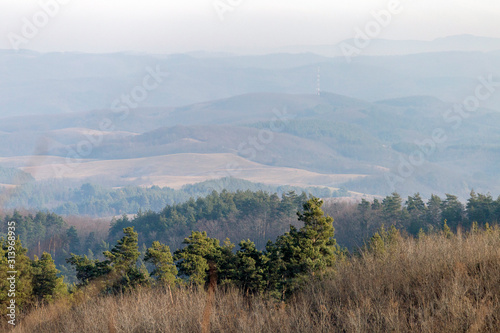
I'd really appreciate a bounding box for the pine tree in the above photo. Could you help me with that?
[371,198,381,210]
[32,252,67,302]
[173,231,235,286]
[441,194,464,229]
[66,254,111,287]
[104,227,148,292]
[382,192,403,226]
[234,239,268,294]
[144,241,177,287]
[84,231,97,254]
[66,226,80,254]
[68,227,147,292]
[104,227,140,272]
[358,199,371,238]
[0,237,33,314]
[426,194,443,228]
[467,191,494,225]
[295,197,337,270]
[405,193,428,234]
[266,197,338,299]
[417,228,426,240]
[386,225,401,249]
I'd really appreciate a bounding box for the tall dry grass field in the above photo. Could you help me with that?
[8,227,500,333]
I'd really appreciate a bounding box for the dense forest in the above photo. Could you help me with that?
[108,189,500,251]
[2,197,338,318]
[0,176,346,217]
[1,189,499,284]
[2,192,500,332]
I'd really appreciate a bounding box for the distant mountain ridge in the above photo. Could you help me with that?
[1,35,500,117]
[278,34,500,56]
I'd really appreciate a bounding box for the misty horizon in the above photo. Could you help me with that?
[1,0,500,54]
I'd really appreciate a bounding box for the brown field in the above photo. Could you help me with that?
[0,153,366,189]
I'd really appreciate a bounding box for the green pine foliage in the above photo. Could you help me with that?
[366,225,401,257]
[0,178,347,217]
[66,226,80,254]
[0,238,33,314]
[265,197,340,298]
[4,188,500,326]
[1,211,65,253]
[67,227,149,293]
[65,254,112,287]
[31,252,67,302]
[144,241,177,287]
[234,239,268,295]
[173,231,235,287]
[108,190,308,251]
[103,227,149,292]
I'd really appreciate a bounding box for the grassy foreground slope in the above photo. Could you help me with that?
[13,227,500,333]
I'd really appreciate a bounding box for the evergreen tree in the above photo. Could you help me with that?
[32,252,67,302]
[371,198,381,210]
[66,254,111,287]
[295,197,337,270]
[405,193,428,234]
[382,192,403,226]
[66,226,80,254]
[358,199,371,238]
[0,237,33,314]
[144,241,177,287]
[104,227,140,272]
[368,232,385,257]
[426,194,443,228]
[68,227,147,292]
[103,227,149,292]
[234,239,268,294]
[467,191,494,225]
[442,219,452,239]
[441,194,464,229]
[84,231,97,255]
[406,193,426,212]
[367,225,401,257]
[266,197,338,299]
[173,231,235,286]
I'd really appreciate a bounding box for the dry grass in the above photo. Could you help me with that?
[8,227,500,333]
[296,227,500,332]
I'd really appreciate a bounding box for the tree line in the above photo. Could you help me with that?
[1,177,345,217]
[1,197,340,318]
[2,190,500,320]
[69,197,342,300]
[326,191,500,249]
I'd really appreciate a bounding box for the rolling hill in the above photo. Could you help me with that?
[0,90,499,199]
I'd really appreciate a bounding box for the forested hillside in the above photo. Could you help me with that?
[2,193,500,332]
[0,177,345,216]
[107,189,500,251]
[2,188,497,288]
[107,190,309,250]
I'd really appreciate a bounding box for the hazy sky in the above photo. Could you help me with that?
[1,0,499,53]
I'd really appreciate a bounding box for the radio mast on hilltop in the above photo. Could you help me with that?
[317,67,321,96]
